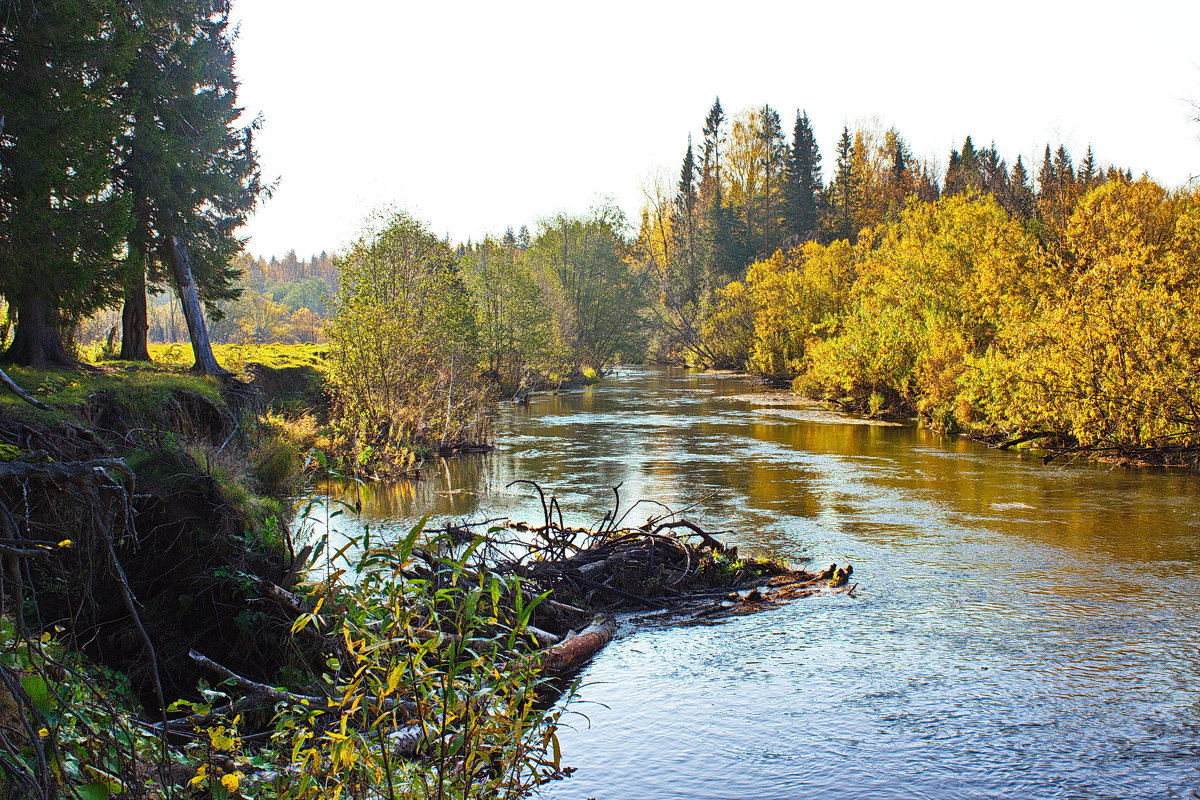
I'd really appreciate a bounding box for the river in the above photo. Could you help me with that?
[314,366,1200,799]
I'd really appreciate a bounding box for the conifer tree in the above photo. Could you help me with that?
[754,104,788,254]
[1038,145,1056,195]
[945,136,984,195]
[702,185,748,283]
[116,0,263,370]
[785,111,824,242]
[1002,155,1036,219]
[699,97,725,199]
[1079,145,1098,186]
[1053,145,1075,189]
[891,136,908,184]
[827,126,857,242]
[980,144,1008,196]
[671,137,700,303]
[0,0,135,366]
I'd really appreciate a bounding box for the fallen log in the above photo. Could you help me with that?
[539,615,618,675]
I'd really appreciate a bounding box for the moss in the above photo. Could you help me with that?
[0,364,224,424]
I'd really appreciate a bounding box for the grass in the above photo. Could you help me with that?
[146,341,327,375]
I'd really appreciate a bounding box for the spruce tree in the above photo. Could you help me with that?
[891,136,908,183]
[1079,145,1098,186]
[882,128,916,213]
[1053,145,1075,189]
[1003,155,1036,219]
[945,136,983,195]
[754,104,787,254]
[672,137,700,303]
[827,125,856,242]
[116,0,263,369]
[980,144,1008,196]
[702,184,748,284]
[785,110,823,241]
[1038,145,1057,196]
[0,0,134,367]
[700,97,725,199]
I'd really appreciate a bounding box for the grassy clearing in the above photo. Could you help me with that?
[146,342,327,375]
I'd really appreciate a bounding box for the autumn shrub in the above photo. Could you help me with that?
[797,193,1034,422]
[325,212,491,475]
[0,519,569,800]
[963,180,1200,455]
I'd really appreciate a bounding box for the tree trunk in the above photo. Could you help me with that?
[1,292,75,368]
[119,269,151,361]
[539,614,617,675]
[166,235,228,375]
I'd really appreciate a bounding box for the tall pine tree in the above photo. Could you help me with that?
[1001,155,1036,219]
[753,104,787,255]
[944,136,984,195]
[699,97,725,202]
[671,137,700,304]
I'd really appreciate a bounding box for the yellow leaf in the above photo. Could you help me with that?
[220,772,240,793]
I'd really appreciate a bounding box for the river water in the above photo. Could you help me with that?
[316,366,1200,799]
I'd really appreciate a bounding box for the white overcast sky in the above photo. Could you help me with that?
[231,0,1200,258]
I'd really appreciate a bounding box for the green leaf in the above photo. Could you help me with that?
[399,514,429,561]
[20,675,53,714]
[75,782,110,800]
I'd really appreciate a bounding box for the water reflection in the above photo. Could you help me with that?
[312,366,1200,799]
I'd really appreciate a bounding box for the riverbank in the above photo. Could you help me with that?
[0,354,551,797]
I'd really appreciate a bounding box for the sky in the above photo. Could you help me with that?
[231,0,1200,259]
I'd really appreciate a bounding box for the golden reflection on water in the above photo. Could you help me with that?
[324,367,1200,584]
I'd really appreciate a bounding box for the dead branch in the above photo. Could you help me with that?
[0,367,51,412]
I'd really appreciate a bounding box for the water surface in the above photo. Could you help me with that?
[315,366,1200,799]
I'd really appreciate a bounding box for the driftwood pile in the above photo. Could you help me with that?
[427,482,858,671]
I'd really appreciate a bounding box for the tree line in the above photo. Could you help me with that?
[0,0,262,371]
[645,99,1197,461]
[635,97,1139,367]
